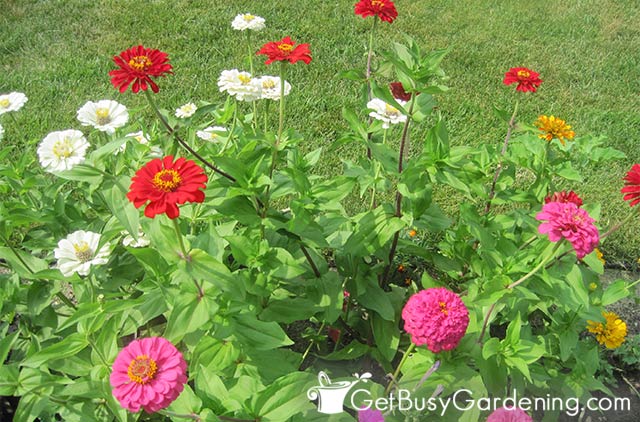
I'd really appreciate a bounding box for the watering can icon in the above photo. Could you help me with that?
[307,371,372,414]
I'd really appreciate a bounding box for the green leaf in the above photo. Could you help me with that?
[22,333,89,368]
[251,372,316,421]
[559,329,578,362]
[102,183,139,239]
[13,393,49,422]
[0,246,48,278]
[168,384,203,414]
[0,331,18,367]
[372,313,400,362]
[164,292,217,343]
[260,297,319,323]
[482,338,501,359]
[230,313,293,351]
[602,280,630,306]
[0,364,20,395]
[357,282,395,321]
[321,341,370,361]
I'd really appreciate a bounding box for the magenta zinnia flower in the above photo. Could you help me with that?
[110,337,187,413]
[359,407,385,422]
[401,288,469,353]
[487,406,533,422]
[536,201,599,259]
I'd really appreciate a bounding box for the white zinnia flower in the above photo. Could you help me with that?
[121,229,150,248]
[231,13,266,31]
[37,129,90,172]
[0,124,4,141]
[259,76,291,100]
[115,131,150,154]
[77,100,129,134]
[0,92,28,115]
[367,98,407,129]
[218,69,262,102]
[196,126,227,142]
[175,102,197,118]
[54,230,110,277]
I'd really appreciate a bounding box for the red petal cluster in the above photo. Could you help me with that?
[503,67,542,93]
[127,156,207,219]
[390,82,414,101]
[621,164,640,207]
[544,190,583,207]
[109,45,173,94]
[256,36,312,65]
[354,0,398,23]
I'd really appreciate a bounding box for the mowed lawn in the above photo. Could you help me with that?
[2,0,640,262]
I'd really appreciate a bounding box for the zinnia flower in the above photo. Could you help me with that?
[257,36,312,65]
[37,129,90,172]
[503,67,542,93]
[390,82,414,101]
[217,69,262,102]
[535,115,575,145]
[127,155,207,219]
[0,92,28,115]
[174,103,197,118]
[110,337,188,413]
[487,406,533,422]
[77,100,129,134]
[587,311,627,349]
[121,229,150,248]
[401,287,469,353]
[231,13,265,31]
[367,98,407,129]
[536,201,599,259]
[354,0,398,23]
[116,131,151,154]
[621,164,640,206]
[358,407,385,422]
[544,190,583,207]
[54,230,110,277]
[259,76,291,100]
[109,45,173,94]
[196,126,227,142]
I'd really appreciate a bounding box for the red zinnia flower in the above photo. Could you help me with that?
[257,36,312,65]
[503,67,542,93]
[544,190,583,207]
[127,156,207,219]
[109,45,173,94]
[621,164,640,206]
[390,82,415,101]
[354,0,398,23]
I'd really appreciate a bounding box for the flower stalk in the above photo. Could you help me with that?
[384,342,416,396]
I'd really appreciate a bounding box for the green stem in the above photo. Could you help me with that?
[0,232,35,273]
[172,218,190,260]
[600,207,639,241]
[369,129,386,210]
[247,31,257,132]
[384,342,416,396]
[87,336,110,368]
[263,100,271,133]
[55,292,76,310]
[158,410,199,420]
[365,16,378,160]
[222,102,237,153]
[277,61,287,149]
[300,322,325,367]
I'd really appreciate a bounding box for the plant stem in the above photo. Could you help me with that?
[221,102,237,152]
[300,322,325,367]
[87,336,110,368]
[600,207,639,240]
[247,31,258,132]
[369,129,387,210]
[384,342,416,396]
[300,243,321,278]
[55,292,76,310]
[0,232,35,273]
[365,17,378,160]
[172,219,204,298]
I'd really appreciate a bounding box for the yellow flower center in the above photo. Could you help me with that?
[278,43,294,54]
[372,0,385,6]
[0,99,10,108]
[52,139,73,159]
[152,169,182,192]
[517,70,530,78]
[262,79,276,89]
[385,103,400,117]
[439,301,448,315]
[238,74,252,85]
[129,55,153,71]
[127,355,157,384]
[243,14,255,21]
[95,108,111,125]
[73,241,93,262]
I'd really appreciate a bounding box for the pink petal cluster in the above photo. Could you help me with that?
[487,406,533,422]
[110,337,188,413]
[401,287,469,353]
[359,407,385,422]
[536,201,599,259]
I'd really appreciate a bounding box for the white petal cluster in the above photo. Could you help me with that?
[115,131,150,154]
[77,100,129,134]
[218,69,262,102]
[37,129,90,172]
[54,230,110,277]
[0,124,4,141]
[367,98,407,129]
[121,229,150,248]
[259,76,291,100]
[196,126,227,142]
[231,13,266,31]
[0,92,28,115]
[175,103,197,118]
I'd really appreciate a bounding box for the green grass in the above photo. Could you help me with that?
[2,0,640,262]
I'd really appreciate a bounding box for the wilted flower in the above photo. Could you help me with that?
[259,76,291,100]
[196,126,227,142]
[218,69,262,102]
[354,0,398,23]
[37,129,90,172]
[110,337,187,413]
[257,36,312,65]
[109,45,173,93]
[536,201,599,259]
[54,230,110,277]
[503,67,542,93]
[77,100,129,134]
[231,13,265,31]
[587,311,627,349]
[390,82,414,101]
[0,92,28,115]
[367,98,407,129]
[535,115,575,145]
[544,190,583,207]
[487,406,533,422]
[621,163,640,207]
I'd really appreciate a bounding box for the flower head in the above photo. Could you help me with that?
[358,407,385,422]
[110,337,187,413]
[621,164,640,207]
[231,13,265,31]
[390,82,414,101]
[587,311,627,349]
[544,190,583,207]
[217,69,263,102]
[0,92,27,115]
[487,406,533,422]
[37,129,90,172]
[109,45,173,94]
[259,76,292,100]
[122,229,150,248]
[401,287,469,353]
[54,230,110,277]
[77,100,129,134]
[367,98,407,129]
[127,156,207,219]
[175,103,197,119]
[354,0,398,23]
[257,36,312,65]
[536,201,599,259]
[196,126,227,142]
[535,115,574,145]
[503,67,542,93]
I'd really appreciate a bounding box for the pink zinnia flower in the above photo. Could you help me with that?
[544,190,583,207]
[536,201,599,259]
[401,288,469,353]
[359,407,385,422]
[487,406,533,422]
[110,337,188,413]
